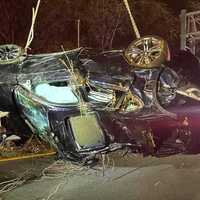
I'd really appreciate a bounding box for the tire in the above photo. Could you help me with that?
[0,44,24,65]
[124,35,170,69]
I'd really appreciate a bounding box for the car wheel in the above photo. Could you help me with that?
[0,44,25,65]
[124,35,170,68]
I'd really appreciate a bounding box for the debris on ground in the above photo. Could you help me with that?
[0,134,55,160]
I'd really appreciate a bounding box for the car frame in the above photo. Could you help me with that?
[0,36,200,163]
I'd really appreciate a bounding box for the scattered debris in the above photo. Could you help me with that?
[0,134,55,161]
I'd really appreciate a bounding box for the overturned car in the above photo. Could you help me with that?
[0,35,200,163]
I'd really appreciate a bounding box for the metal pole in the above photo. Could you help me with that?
[123,0,140,39]
[77,19,80,48]
[180,9,187,50]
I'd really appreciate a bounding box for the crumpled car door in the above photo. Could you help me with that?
[13,86,50,136]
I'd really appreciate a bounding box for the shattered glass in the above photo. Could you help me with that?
[15,88,50,134]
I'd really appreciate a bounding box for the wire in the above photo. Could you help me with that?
[0,169,34,194]
[25,0,41,53]
[40,160,88,179]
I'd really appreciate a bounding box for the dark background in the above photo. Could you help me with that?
[0,0,198,53]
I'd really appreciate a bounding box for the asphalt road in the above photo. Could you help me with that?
[1,153,200,200]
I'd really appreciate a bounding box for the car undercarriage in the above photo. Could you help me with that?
[0,34,200,164]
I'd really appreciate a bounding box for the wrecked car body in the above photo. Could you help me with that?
[1,35,200,163]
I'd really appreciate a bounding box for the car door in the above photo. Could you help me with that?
[14,85,51,136]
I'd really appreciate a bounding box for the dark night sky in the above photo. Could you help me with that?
[0,0,197,52]
[160,0,188,13]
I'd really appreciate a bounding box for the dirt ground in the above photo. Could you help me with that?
[1,152,200,200]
